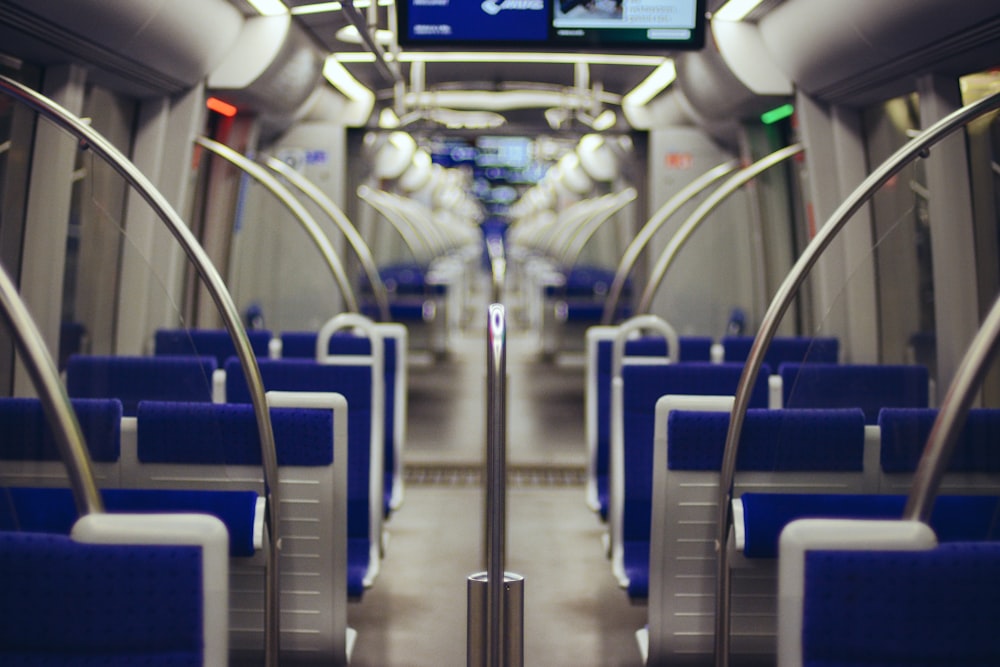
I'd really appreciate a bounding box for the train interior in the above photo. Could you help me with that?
[0,0,998,665]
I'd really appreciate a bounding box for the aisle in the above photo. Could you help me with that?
[348,325,646,666]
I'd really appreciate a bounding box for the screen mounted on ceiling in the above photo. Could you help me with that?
[396,0,706,50]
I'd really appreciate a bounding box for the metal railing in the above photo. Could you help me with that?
[713,89,1000,667]
[265,155,391,321]
[636,144,804,315]
[0,75,283,667]
[195,136,359,314]
[601,159,739,324]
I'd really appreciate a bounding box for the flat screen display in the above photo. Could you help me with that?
[397,0,705,50]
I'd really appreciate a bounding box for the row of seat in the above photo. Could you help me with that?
[0,391,353,663]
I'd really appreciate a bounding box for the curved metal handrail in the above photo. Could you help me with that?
[485,303,507,667]
[0,262,102,515]
[905,289,1000,521]
[0,75,283,667]
[196,136,359,314]
[357,184,436,266]
[558,187,638,270]
[264,156,391,321]
[601,160,739,324]
[713,90,1000,667]
[637,144,804,315]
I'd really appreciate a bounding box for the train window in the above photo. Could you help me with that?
[962,69,1000,406]
[862,94,936,371]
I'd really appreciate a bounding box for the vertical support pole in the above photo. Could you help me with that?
[469,304,524,666]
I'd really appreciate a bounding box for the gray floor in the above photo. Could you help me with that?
[348,310,647,666]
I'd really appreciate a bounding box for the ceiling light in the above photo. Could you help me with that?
[713,0,765,22]
[397,52,665,67]
[621,60,676,108]
[246,0,289,16]
[291,0,393,13]
[323,56,375,122]
[335,25,394,45]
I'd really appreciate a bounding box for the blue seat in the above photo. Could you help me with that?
[65,354,216,416]
[721,335,839,366]
[154,328,273,367]
[586,333,713,519]
[779,520,1000,667]
[779,362,929,423]
[131,396,352,660]
[280,326,407,516]
[612,362,772,599]
[0,512,228,666]
[645,406,868,664]
[224,358,380,597]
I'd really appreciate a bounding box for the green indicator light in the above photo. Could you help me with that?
[761,103,794,125]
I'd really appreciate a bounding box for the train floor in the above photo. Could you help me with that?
[348,305,648,666]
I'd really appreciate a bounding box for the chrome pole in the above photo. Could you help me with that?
[0,262,102,516]
[905,290,1000,521]
[486,303,507,667]
[601,160,738,324]
[0,75,284,667]
[637,144,804,315]
[713,91,1000,667]
[265,155,391,321]
[196,136,359,314]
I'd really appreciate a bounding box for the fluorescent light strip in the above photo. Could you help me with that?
[323,56,375,106]
[621,60,676,108]
[713,0,765,22]
[247,0,289,16]
[291,0,393,14]
[399,51,665,66]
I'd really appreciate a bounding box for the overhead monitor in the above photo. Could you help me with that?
[397,0,706,50]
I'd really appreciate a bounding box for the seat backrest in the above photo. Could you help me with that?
[646,403,867,664]
[721,336,839,366]
[127,393,350,659]
[780,363,929,423]
[66,354,216,416]
[154,328,273,367]
[0,512,228,666]
[224,357,381,592]
[778,518,1000,667]
[878,407,1000,494]
[0,397,122,487]
[610,362,772,596]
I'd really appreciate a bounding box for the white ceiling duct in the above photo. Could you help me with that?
[399,149,433,192]
[577,134,619,182]
[373,132,417,180]
[558,153,593,195]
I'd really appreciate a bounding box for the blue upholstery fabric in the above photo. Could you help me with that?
[154,328,272,367]
[137,401,334,467]
[0,486,259,557]
[0,531,203,665]
[0,398,122,463]
[543,266,631,321]
[740,493,1000,558]
[802,542,1000,666]
[65,355,216,416]
[779,363,928,424]
[619,362,771,599]
[721,336,839,366]
[593,337,714,519]
[666,408,865,472]
[225,358,373,594]
[279,332,400,515]
[879,408,1000,473]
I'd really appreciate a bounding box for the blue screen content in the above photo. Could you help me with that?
[405,0,550,43]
